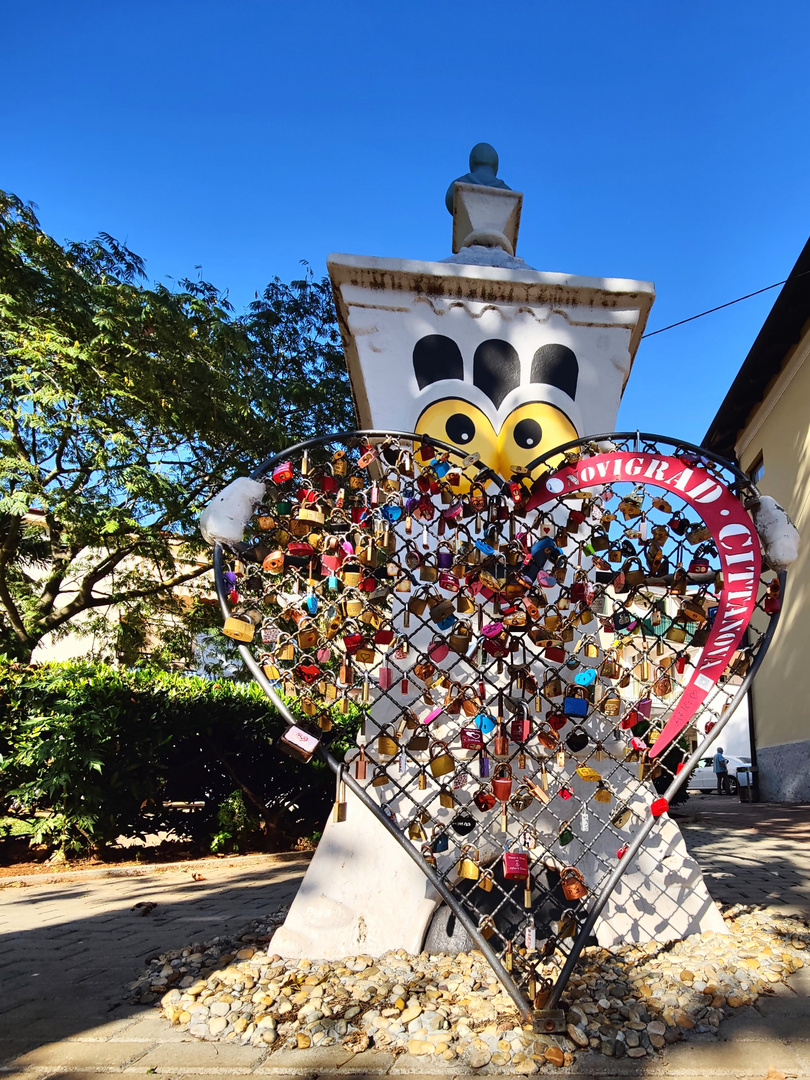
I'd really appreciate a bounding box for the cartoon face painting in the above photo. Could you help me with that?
[412,334,580,479]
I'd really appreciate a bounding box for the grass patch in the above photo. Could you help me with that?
[0,816,37,839]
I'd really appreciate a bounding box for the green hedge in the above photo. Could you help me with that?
[0,660,356,854]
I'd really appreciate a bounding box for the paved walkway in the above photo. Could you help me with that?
[1,801,809,1078]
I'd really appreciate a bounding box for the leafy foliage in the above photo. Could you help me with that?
[0,191,354,662]
[0,660,359,854]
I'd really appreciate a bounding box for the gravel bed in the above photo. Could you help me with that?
[129,903,808,1071]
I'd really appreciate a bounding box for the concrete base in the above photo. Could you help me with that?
[596,815,727,946]
[758,739,810,802]
[273,789,725,959]
[271,789,441,959]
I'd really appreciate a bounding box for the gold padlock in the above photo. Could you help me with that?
[429,742,455,778]
[408,818,427,841]
[456,845,480,880]
[478,869,494,892]
[223,614,257,642]
[377,734,399,756]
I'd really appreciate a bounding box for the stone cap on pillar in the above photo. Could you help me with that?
[452,182,524,256]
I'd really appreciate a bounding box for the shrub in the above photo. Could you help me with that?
[0,660,357,854]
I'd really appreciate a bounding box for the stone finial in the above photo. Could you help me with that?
[444,143,512,214]
[445,144,523,257]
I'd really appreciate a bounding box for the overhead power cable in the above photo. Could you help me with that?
[641,269,810,339]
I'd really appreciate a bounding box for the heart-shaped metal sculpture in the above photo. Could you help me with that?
[209,429,783,1022]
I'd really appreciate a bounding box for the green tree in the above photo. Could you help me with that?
[0,191,354,663]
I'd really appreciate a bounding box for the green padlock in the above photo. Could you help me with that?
[558,820,574,846]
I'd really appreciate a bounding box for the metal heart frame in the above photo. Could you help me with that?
[211,429,783,1025]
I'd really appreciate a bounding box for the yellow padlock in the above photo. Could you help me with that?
[223,614,257,642]
[456,845,480,880]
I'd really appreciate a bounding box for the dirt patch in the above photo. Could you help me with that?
[0,835,314,878]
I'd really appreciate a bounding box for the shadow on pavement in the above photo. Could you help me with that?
[0,856,308,1065]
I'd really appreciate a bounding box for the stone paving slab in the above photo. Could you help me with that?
[123,1040,267,1072]
[7,1042,152,1069]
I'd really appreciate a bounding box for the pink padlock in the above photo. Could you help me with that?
[378,664,395,691]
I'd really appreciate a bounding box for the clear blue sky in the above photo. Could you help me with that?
[4,1,809,446]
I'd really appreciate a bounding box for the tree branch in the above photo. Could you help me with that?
[41,562,212,635]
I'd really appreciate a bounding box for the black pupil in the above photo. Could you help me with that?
[446,413,475,445]
[514,417,542,449]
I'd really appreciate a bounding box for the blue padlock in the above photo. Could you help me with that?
[473,710,497,735]
[563,687,589,717]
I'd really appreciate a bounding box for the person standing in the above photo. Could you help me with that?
[713,747,730,795]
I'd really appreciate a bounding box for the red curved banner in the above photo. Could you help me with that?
[527,452,760,758]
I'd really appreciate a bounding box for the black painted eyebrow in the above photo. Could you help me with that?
[473,339,520,408]
[531,343,578,399]
[413,335,464,389]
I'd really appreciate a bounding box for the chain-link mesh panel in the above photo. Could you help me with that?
[212,430,781,1017]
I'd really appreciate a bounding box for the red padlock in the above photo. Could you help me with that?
[474,787,496,811]
[651,798,669,817]
[492,763,513,802]
[461,727,484,750]
[272,461,294,484]
[510,706,531,743]
[502,842,529,880]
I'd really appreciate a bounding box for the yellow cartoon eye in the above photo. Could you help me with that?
[498,402,578,476]
[415,399,498,487]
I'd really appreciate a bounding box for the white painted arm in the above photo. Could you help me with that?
[199,477,267,547]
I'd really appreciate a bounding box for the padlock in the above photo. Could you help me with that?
[563,686,588,718]
[561,866,588,901]
[278,724,320,763]
[460,727,484,750]
[542,672,563,699]
[493,720,510,758]
[272,460,294,484]
[764,578,781,614]
[510,704,531,743]
[472,781,496,811]
[479,915,497,940]
[377,733,399,756]
[371,766,390,787]
[601,689,622,717]
[502,840,529,880]
[492,762,513,802]
[576,764,601,782]
[332,767,348,822]
[223,613,258,642]
[431,826,449,853]
[456,845,480,880]
[566,726,589,753]
[354,746,367,780]
[408,818,427,841]
[429,741,455,778]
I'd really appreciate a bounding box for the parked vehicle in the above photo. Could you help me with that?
[688,755,752,795]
